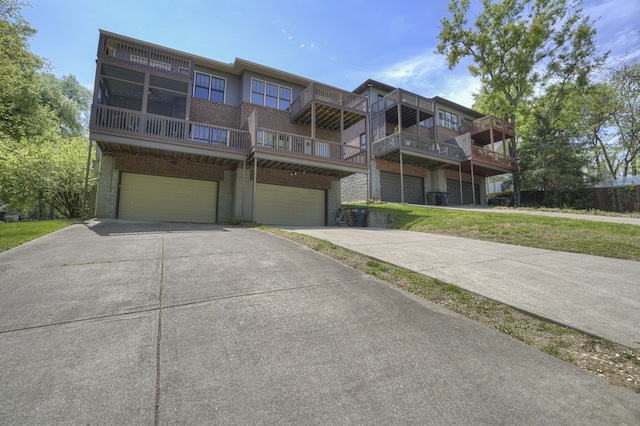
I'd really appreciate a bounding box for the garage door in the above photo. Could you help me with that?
[380,172,424,204]
[255,183,325,226]
[119,173,217,223]
[447,179,479,205]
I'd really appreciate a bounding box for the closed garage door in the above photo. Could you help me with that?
[255,183,325,226]
[447,179,479,205]
[380,172,424,204]
[119,173,217,223]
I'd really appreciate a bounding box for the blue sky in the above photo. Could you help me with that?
[23,0,640,107]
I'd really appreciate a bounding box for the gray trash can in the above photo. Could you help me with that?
[353,207,368,227]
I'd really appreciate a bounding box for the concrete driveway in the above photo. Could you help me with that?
[0,220,638,425]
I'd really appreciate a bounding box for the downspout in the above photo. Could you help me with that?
[458,163,464,205]
[400,150,405,204]
[81,139,93,222]
[241,159,246,224]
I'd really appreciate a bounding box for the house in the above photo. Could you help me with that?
[90,30,368,226]
[89,31,517,226]
[342,81,517,206]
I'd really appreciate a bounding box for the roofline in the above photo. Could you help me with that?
[99,29,313,87]
[432,96,484,118]
[353,79,397,94]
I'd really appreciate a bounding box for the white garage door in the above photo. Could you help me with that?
[255,183,325,226]
[119,173,217,223]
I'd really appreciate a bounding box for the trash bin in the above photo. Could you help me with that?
[436,192,449,206]
[352,207,368,227]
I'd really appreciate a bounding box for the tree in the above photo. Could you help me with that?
[0,0,95,218]
[581,59,640,180]
[436,0,605,205]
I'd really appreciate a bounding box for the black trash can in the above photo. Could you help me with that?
[352,207,368,227]
[434,192,449,206]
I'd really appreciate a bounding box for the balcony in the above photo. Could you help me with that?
[91,104,251,155]
[290,82,368,130]
[471,146,517,171]
[251,128,367,175]
[372,89,435,115]
[461,115,515,145]
[98,31,192,80]
[373,132,466,167]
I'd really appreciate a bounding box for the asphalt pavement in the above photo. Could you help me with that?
[0,220,638,424]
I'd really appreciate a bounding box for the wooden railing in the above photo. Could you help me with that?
[372,132,466,161]
[290,82,368,117]
[99,32,192,78]
[254,128,367,167]
[372,89,435,115]
[461,115,515,135]
[91,104,250,152]
[472,146,517,169]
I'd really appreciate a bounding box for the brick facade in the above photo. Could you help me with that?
[190,99,240,128]
[113,153,232,181]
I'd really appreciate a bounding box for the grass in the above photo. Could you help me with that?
[0,220,73,253]
[353,203,640,261]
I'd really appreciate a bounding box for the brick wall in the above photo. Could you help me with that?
[436,126,461,142]
[252,167,337,190]
[113,153,232,181]
[376,158,429,177]
[190,99,240,128]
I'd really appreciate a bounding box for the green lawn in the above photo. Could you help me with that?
[359,204,640,261]
[0,220,73,253]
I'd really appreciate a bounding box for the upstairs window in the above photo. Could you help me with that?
[194,72,226,103]
[251,78,292,111]
[439,110,458,131]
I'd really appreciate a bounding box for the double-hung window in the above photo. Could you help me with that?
[251,78,292,111]
[194,72,225,103]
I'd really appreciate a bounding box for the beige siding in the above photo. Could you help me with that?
[255,183,325,226]
[119,173,217,223]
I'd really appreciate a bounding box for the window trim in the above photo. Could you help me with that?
[193,71,226,103]
[250,78,292,111]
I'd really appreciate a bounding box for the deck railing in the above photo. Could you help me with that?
[372,89,435,115]
[99,32,192,78]
[290,82,368,118]
[254,128,367,167]
[372,132,466,161]
[91,104,250,152]
[471,146,517,169]
[461,115,515,135]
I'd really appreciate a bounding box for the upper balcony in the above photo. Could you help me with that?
[290,83,368,131]
[97,31,193,81]
[372,89,435,116]
[461,115,515,145]
[373,132,466,168]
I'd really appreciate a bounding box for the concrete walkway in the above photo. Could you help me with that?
[285,226,640,350]
[0,220,638,424]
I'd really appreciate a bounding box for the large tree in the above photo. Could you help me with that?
[436,0,605,205]
[581,59,640,180]
[0,0,94,218]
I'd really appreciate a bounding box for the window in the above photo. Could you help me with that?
[211,128,228,145]
[190,125,210,143]
[194,72,226,103]
[251,78,292,111]
[360,133,366,149]
[439,110,458,131]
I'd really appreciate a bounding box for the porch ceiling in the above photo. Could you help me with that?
[377,149,455,170]
[97,142,243,167]
[384,105,433,128]
[252,157,359,178]
[292,103,365,131]
[451,161,516,178]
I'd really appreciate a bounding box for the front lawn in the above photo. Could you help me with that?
[0,220,73,253]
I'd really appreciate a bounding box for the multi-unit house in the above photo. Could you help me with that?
[89,31,517,226]
[342,80,517,207]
